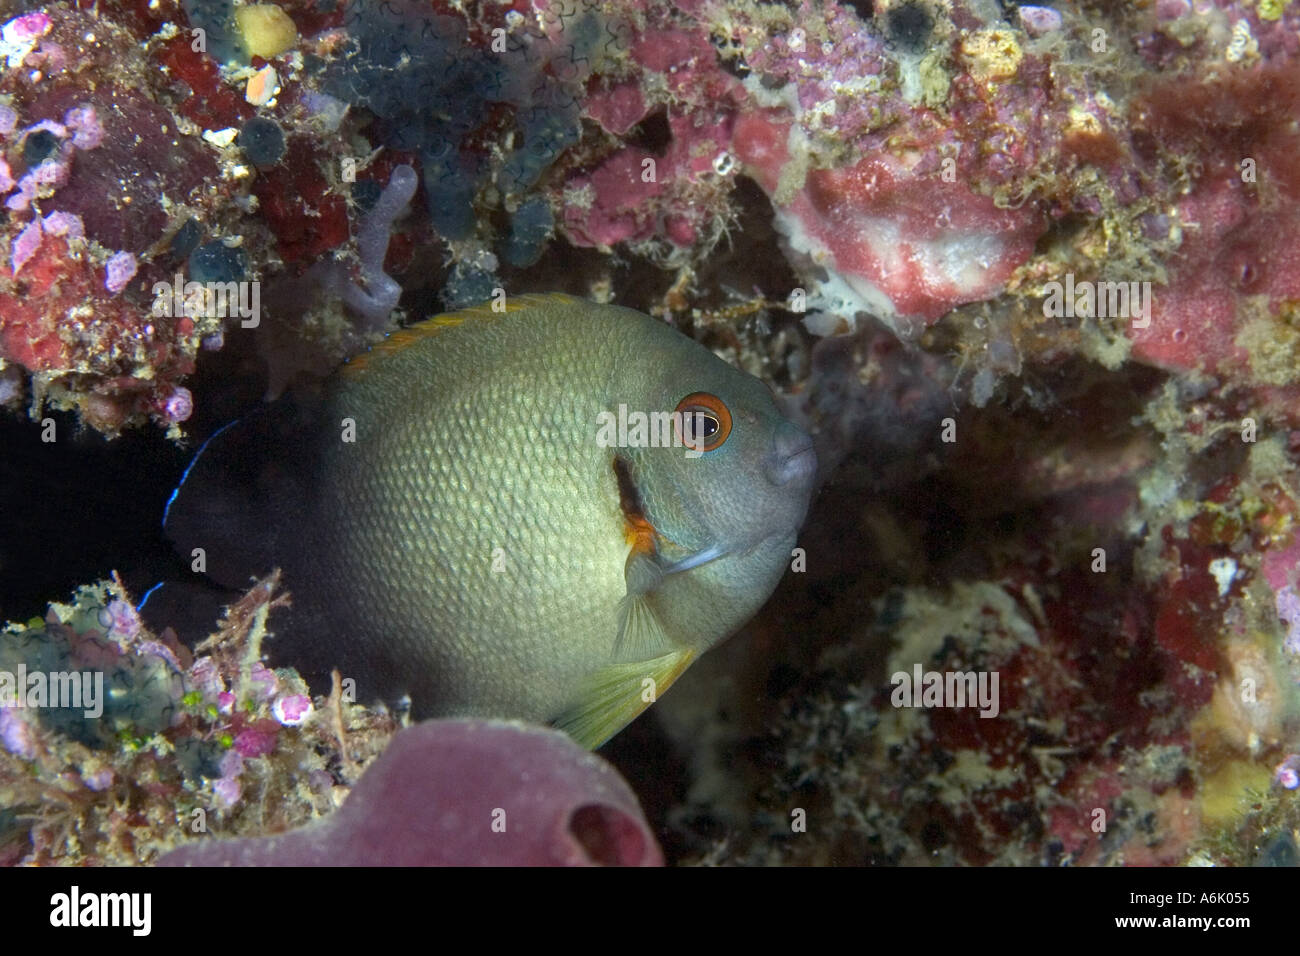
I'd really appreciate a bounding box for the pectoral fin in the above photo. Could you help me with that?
[614,552,673,662]
[610,452,722,665]
[554,648,696,750]
[614,544,727,662]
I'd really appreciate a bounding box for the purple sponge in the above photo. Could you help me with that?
[159,719,663,866]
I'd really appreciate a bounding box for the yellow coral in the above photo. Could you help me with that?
[918,50,951,107]
[1257,0,1290,22]
[960,29,1023,83]
[1199,761,1272,827]
[235,4,298,59]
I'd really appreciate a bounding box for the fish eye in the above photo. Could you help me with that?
[674,392,732,452]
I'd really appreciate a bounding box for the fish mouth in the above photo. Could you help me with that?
[765,423,818,489]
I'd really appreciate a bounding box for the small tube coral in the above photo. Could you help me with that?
[312,164,417,330]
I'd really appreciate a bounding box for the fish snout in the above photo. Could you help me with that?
[765,420,817,489]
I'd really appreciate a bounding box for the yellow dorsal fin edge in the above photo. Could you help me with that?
[342,292,582,377]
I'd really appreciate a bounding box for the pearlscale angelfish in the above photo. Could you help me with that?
[166,294,816,748]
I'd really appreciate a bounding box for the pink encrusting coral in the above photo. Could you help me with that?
[159,719,664,867]
[733,111,1044,335]
[1121,61,1300,421]
[562,25,745,256]
[0,4,231,434]
[103,250,137,293]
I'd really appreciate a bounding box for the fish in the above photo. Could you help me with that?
[165,293,816,748]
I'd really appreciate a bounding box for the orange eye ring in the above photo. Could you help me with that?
[674,392,732,452]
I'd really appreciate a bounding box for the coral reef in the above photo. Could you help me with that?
[627,362,1300,866]
[0,0,1295,427]
[1,0,1299,868]
[1,576,659,866]
[0,573,398,865]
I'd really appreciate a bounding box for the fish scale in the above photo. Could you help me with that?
[324,334,625,717]
[167,294,816,747]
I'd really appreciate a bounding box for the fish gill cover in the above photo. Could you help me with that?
[0,0,1296,871]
